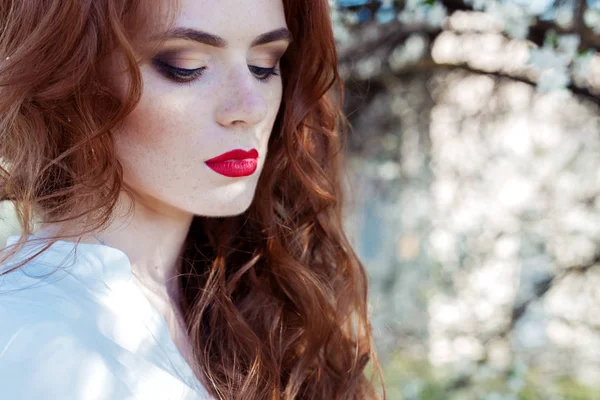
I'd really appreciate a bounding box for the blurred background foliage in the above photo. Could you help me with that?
[332,0,600,398]
[1,0,600,399]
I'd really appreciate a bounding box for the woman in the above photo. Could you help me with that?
[0,0,384,399]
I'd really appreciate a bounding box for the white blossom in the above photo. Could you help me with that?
[398,1,448,28]
[489,2,531,39]
[584,8,600,35]
[554,6,574,28]
[557,34,580,61]
[572,51,596,83]
[389,34,429,70]
[427,2,448,27]
[511,0,552,15]
[528,46,571,91]
[465,0,489,11]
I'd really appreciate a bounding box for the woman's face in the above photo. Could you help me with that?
[113,0,289,218]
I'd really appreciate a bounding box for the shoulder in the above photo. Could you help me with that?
[0,241,208,399]
[0,311,123,399]
[0,285,134,399]
[0,283,207,400]
[0,260,135,398]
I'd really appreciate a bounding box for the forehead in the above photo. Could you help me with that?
[175,0,287,43]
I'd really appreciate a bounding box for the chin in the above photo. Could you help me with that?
[192,194,255,218]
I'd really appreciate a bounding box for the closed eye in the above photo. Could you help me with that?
[249,65,280,82]
[152,58,206,82]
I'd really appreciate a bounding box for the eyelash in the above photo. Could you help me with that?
[151,58,280,84]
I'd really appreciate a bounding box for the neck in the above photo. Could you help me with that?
[39,190,195,301]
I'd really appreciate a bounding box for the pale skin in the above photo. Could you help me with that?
[39,0,290,365]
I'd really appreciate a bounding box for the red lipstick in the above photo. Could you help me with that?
[205,149,259,178]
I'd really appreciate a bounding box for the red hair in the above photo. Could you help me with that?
[0,0,385,398]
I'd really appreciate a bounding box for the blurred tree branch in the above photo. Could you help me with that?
[338,0,600,107]
[406,58,600,106]
[487,248,600,343]
[343,55,600,107]
[338,0,600,60]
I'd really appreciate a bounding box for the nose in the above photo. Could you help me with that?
[215,67,268,128]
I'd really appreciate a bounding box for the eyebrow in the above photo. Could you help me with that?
[161,27,293,48]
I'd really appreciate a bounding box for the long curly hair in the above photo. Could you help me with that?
[0,0,385,399]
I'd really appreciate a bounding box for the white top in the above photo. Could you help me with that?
[0,235,212,400]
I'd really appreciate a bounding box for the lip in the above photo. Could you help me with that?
[205,148,259,178]
[205,149,259,163]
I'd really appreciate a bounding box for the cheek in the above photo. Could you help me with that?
[262,83,283,131]
[268,81,283,112]
[116,84,212,156]
[113,92,210,190]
